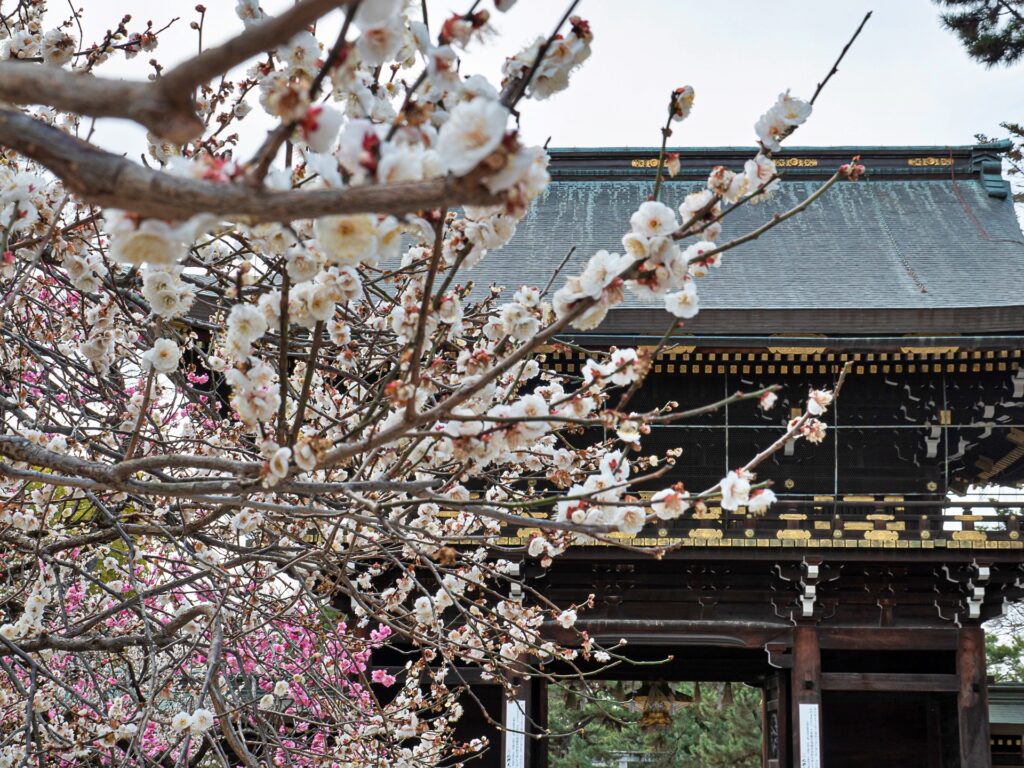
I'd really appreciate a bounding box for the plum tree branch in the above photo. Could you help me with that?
[0,111,501,222]
[0,0,355,143]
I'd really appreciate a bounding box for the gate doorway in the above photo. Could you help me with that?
[545,680,763,768]
[461,628,989,767]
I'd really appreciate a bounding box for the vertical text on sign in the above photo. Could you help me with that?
[799,703,822,768]
[504,699,527,768]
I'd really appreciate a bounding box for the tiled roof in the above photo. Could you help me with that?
[991,684,1024,726]
[469,145,1024,336]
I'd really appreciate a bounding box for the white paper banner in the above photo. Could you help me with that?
[504,699,527,768]
[799,702,821,768]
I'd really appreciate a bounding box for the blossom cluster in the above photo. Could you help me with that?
[0,0,837,764]
[552,87,809,332]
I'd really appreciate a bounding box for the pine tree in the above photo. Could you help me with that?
[547,682,762,768]
[987,624,1024,682]
[935,0,1024,66]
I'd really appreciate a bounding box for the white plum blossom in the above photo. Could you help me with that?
[413,595,435,626]
[315,214,395,267]
[578,250,631,298]
[40,30,75,67]
[142,268,195,319]
[708,165,749,203]
[0,3,843,762]
[683,240,721,278]
[353,0,404,30]
[107,215,191,267]
[806,388,834,416]
[614,506,647,535]
[231,509,262,533]
[293,440,318,472]
[745,153,780,198]
[501,18,592,100]
[499,302,540,342]
[651,488,691,520]
[629,200,678,238]
[606,348,640,386]
[436,98,509,176]
[748,488,778,514]
[719,470,752,512]
[336,119,382,182]
[356,19,405,66]
[189,709,214,734]
[616,419,641,444]
[141,339,181,374]
[300,105,343,153]
[63,250,108,293]
[555,608,577,629]
[235,0,264,26]
[664,280,699,319]
[671,85,695,121]
[754,90,812,152]
[527,536,548,558]
[267,447,291,483]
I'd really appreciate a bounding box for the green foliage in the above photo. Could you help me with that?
[547,682,762,768]
[988,632,1024,682]
[934,0,1024,66]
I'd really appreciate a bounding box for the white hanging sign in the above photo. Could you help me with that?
[504,699,527,768]
[799,702,821,768]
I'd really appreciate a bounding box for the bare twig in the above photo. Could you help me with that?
[810,11,872,106]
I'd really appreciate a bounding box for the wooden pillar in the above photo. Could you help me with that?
[530,679,548,768]
[957,627,991,768]
[925,695,944,768]
[764,672,788,768]
[791,627,823,768]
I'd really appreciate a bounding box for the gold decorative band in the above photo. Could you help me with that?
[774,157,818,167]
[629,157,820,169]
[907,157,953,167]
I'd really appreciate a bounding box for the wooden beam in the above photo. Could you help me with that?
[958,627,992,768]
[550,620,791,648]
[818,628,958,651]
[820,672,959,692]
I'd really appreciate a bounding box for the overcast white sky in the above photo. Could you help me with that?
[81,0,1024,151]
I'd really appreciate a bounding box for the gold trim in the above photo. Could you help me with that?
[775,157,819,167]
[900,345,959,355]
[907,156,953,167]
[777,529,812,540]
[769,346,826,355]
[688,528,723,540]
[952,530,987,541]
[865,530,899,541]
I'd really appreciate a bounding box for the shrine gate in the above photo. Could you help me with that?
[455,144,1024,767]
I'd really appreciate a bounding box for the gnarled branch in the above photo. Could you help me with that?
[0,0,354,142]
[0,111,501,222]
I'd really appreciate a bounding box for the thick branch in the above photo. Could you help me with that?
[12,605,215,653]
[0,0,354,143]
[0,111,501,222]
[0,65,201,144]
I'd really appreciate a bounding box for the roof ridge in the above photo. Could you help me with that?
[546,141,1012,154]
